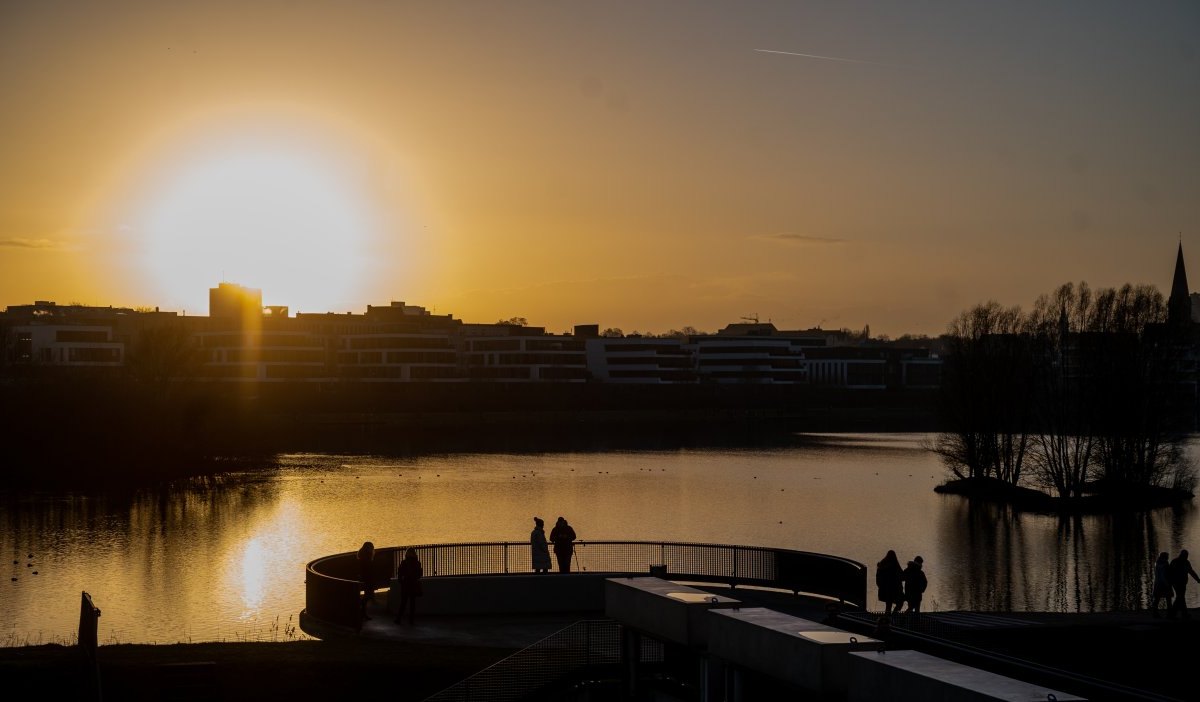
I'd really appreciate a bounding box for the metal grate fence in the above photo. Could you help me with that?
[375,541,851,587]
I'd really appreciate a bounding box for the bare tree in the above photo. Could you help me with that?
[1024,283,1100,498]
[941,281,1195,499]
[934,302,1033,484]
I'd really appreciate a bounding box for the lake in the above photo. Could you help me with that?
[2,433,1196,645]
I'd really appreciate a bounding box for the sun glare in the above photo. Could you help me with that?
[133,139,380,313]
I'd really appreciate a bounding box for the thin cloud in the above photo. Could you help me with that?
[0,237,70,250]
[754,233,847,246]
[754,48,896,68]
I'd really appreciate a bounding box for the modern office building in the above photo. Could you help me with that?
[1,285,943,389]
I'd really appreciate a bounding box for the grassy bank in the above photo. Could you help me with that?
[0,640,510,700]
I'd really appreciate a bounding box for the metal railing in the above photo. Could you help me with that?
[305,541,867,629]
[422,619,663,702]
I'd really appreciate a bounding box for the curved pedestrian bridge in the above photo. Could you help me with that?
[302,540,869,633]
[299,541,1096,701]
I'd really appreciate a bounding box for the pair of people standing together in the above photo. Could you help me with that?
[876,550,928,615]
[1151,549,1200,618]
[531,516,577,573]
[356,542,423,625]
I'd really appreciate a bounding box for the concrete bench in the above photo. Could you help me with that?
[708,607,880,697]
[847,649,1086,701]
[604,576,739,648]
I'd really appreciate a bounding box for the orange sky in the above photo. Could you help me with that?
[1,2,1197,336]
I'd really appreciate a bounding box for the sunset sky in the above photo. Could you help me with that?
[1,2,1196,336]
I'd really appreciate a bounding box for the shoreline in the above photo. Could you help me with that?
[1,418,939,490]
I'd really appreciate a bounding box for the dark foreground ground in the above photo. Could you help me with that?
[4,606,1197,701]
[0,639,511,701]
[838,609,1199,701]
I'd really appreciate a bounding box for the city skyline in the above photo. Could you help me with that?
[1,2,1196,336]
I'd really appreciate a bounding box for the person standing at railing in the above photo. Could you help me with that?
[358,541,376,622]
[875,550,903,616]
[1167,549,1200,619]
[550,516,577,573]
[394,548,423,625]
[900,556,927,613]
[531,517,552,574]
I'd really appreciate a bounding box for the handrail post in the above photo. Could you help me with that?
[504,543,509,574]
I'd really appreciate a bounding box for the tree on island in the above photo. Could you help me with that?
[933,281,1196,509]
[931,301,1034,485]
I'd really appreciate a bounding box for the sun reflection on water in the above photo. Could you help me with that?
[228,498,304,620]
[238,537,266,613]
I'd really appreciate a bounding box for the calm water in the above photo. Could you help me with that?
[2,433,1197,645]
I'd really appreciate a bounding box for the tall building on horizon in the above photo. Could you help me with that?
[209,282,263,321]
[1168,242,1192,326]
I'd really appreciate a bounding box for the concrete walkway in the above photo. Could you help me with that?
[355,602,591,648]
[337,581,849,649]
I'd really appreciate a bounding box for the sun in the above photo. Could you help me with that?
[131,136,380,313]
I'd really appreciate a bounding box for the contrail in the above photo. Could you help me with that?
[754,48,893,67]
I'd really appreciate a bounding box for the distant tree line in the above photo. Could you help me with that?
[933,282,1196,501]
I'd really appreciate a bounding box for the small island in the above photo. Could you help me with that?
[930,268,1200,515]
[934,476,1194,514]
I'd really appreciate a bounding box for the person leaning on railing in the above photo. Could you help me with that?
[394,548,423,625]
[531,517,552,574]
[549,517,577,573]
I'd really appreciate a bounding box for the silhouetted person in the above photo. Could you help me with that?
[357,541,375,621]
[876,550,903,615]
[1167,549,1199,619]
[531,517,551,574]
[550,516,577,573]
[901,556,928,613]
[394,547,423,625]
[1151,551,1172,616]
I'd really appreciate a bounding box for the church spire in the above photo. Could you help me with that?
[1168,241,1192,325]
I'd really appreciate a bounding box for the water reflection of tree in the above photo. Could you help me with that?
[939,498,1035,611]
[1,476,280,569]
[938,496,1186,611]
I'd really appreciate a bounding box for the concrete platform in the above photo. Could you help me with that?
[605,577,740,647]
[387,573,608,616]
[301,598,588,650]
[708,607,880,697]
[847,649,1087,701]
